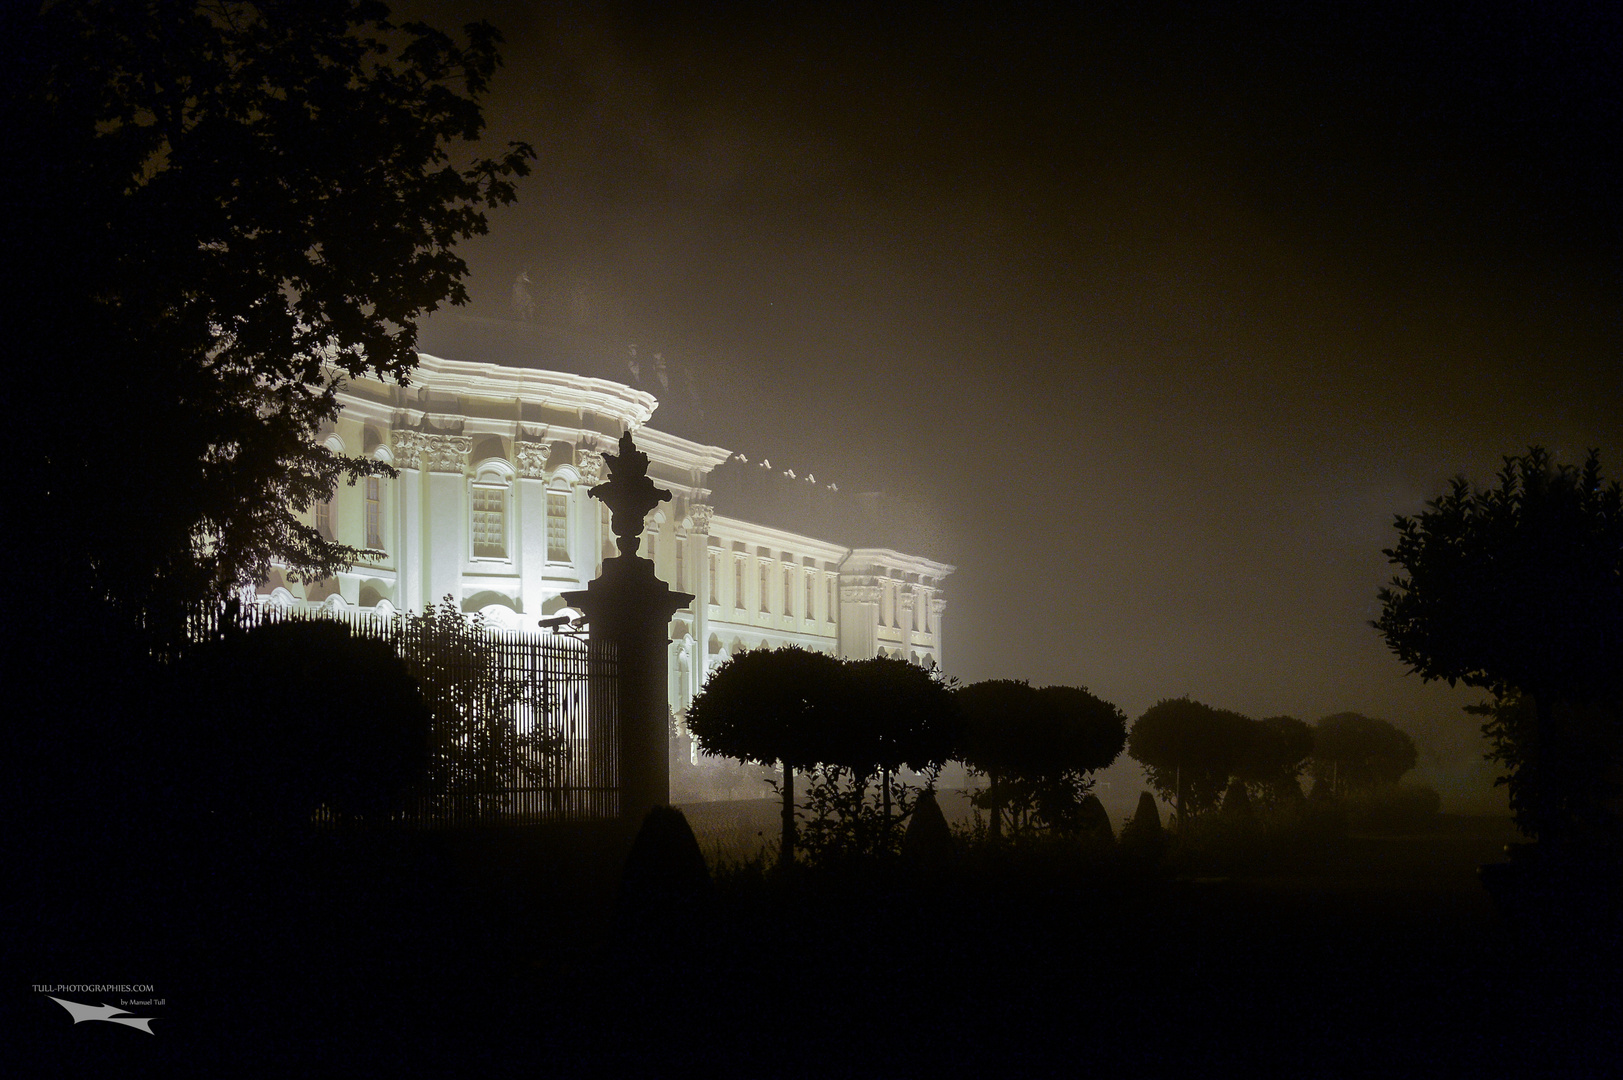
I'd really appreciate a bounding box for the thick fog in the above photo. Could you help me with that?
[406,1,1621,811]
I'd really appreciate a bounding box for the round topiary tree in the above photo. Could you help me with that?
[686,646,847,866]
[956,680,1127,840]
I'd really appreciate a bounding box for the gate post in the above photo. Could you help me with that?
[563,431,692,823]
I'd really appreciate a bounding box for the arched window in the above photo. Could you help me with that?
[469,461,513,560]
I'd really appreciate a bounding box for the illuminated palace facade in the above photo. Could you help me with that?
[259,347,953,724]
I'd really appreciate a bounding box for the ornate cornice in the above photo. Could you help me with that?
[577,446,605,486]
[515,440,552,479]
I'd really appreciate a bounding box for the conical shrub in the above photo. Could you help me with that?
[618,805,712,916]
[902,788,957,873]
[1078,793,1114,840]
[1120,790,1166,861]
[1221,779,1253,815]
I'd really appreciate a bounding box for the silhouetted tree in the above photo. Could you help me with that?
[1375,447,1623,849]
[1127,698,1254,827]
[957,680,1126,838]
[791,657,959,864]
[686,647,847,866]
[1233,715,1315,805]
[838,656,960,832]
[1309,713,1418,797]
[955,680,1033,842]
[3,0,533,637]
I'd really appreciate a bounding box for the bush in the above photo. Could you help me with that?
[797,766,925,866]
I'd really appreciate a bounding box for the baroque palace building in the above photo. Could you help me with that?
[258,317,953,732]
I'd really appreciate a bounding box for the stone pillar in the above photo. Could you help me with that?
[838,582,882,659]
[390,431,428,611]
[516,439,551,613]
[688,503,714,689]
[564,431,693,823]
[421,433,471,609]
[898,587,916,662]
[577,444,605,581]
[931,595,948,669]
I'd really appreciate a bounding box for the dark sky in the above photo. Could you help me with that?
[409,1,1620,805]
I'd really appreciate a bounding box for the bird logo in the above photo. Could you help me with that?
[48,996,158,1034]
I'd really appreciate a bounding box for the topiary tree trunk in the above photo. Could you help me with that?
[780,760,795,869]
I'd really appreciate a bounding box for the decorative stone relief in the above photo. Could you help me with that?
[577,446,605,485]
[516,440,551,479]
[840,584,882,604]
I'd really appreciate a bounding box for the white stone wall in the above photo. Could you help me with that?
[268,352,953,718]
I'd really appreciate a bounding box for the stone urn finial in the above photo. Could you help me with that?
[590,430,671,559]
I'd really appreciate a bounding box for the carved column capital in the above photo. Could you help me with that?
[422,433,472,472]
[516,440,552,479]
[390,430,431,469]
[685,503,714,535]
[577,446,605,485]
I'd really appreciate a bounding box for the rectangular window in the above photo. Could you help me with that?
[675,538,685,591]
[784,566,794,616]
[760,562,770,613]
[805,572,814,619]
[365,477,381,549]
[315,497,333,541]
[734,558,745,609]
[709,552,718,605]
[828,576,836,619]
[471,486,505,558]
[546,492,569,560]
